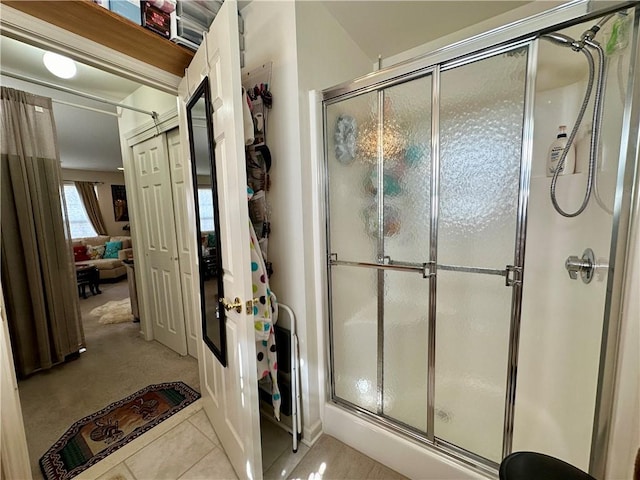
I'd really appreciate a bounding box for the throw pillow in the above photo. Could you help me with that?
[87,244,106,260]
[73,245,90,262]
[104,241,123,259]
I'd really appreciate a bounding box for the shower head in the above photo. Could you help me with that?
[541,32,579,48]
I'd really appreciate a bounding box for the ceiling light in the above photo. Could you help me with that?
[43,52,77,79]
[117,167,125,171]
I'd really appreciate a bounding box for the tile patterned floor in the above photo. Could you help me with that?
[82,402,407,480]
[287,435,407,480]
[87,405,235,480]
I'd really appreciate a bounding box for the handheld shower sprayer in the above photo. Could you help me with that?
[542,32,581,50]
[540,13,617,218]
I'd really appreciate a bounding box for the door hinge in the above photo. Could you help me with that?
[246,299,255,315]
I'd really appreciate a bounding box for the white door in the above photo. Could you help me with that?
[166,128,199,358]
[132,135,188,356]
[178,1,262,478]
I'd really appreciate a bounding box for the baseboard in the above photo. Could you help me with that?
[302,418,323,447]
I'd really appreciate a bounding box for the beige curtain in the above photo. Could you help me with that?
[0,87,84,378]
[75,180,107,235]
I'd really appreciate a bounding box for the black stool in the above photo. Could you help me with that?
[499,452,596,480]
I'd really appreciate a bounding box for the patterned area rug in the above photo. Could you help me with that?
[40,382,200,480]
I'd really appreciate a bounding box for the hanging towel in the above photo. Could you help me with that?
[248,187,280,419]
[242,87,255,146]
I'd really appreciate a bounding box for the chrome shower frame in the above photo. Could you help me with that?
[321,1,640,477]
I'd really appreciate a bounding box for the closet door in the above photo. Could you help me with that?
[133,134,188,356]
[167,127,199,358]
[178,1,263,478]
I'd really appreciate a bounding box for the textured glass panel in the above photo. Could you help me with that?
[383,76,432,265]
[439,48,527,268]
[435,270,511,462]
[331,266,378,412]
[383,270,429,431]
[327,93,379,263]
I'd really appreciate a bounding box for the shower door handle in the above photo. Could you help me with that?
[329,253,434,278]
[565,248,595,284]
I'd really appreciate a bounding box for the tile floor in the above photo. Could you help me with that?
[287,435,407,480]
[80,401,407,480]
[261,416,310,479]
[80,402,235,480]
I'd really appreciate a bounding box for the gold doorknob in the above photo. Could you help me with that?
[220,297,243,313]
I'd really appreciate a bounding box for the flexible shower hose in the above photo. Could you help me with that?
[550,39,608,217]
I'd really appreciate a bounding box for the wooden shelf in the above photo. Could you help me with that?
[3,0,194,77]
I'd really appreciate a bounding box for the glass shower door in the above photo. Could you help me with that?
[434,47,528,463]
[327,91,380,413]
[325,44,530,467]
[382,76,432,432]
[326,74,433,431]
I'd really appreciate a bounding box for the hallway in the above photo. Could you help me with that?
[18,280,199,479]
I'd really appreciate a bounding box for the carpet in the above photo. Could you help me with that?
[90,298,133,324]
[39,382,200,480]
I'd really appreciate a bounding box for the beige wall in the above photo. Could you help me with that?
[62,168,129,237]
[119,85,177,134]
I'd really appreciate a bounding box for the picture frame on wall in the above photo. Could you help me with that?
[111,184,129,222]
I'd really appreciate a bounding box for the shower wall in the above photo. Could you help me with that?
[513,17,633,471]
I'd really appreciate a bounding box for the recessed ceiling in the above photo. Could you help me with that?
[321,1,532,61]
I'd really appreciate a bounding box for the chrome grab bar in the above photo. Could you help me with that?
[329,253,520,283]
[329,255,433,278]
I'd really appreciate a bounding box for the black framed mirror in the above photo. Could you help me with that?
[186,77,227,366]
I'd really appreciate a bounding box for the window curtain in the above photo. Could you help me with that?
[0,87,84,378]
[74,181,107,235]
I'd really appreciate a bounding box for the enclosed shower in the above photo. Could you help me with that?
[322,4,638,477]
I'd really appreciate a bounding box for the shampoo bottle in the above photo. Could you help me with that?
[547,125,575,177]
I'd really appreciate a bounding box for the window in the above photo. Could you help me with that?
[64,184,97,238]
[198,188,215,232]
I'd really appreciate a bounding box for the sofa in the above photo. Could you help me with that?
[72,235,132,281]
